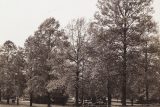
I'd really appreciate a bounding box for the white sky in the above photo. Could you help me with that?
[0,0,159,46]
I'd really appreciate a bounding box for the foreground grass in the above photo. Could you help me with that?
[0,101,50,107]
[0,105,160,107]
[0,101,160,107]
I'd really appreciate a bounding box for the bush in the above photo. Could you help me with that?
[53,96,68,105]
[33,95,69,105]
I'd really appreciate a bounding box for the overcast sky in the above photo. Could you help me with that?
[0,0,159,46]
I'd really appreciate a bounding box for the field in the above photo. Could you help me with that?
[0,105,159,107]
[0,101,53,107]
[0,102,160,107]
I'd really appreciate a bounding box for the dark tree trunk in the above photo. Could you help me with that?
[107,79,112,107]
[75,72,79,106]
[30,93,33,107]
[0,89,1,102]
[81,68,84,105]
[75,64,80,106]
[81,81,84,105]
[146,83,149,104]
[47,93,51,107]
[17,97,19,105]
[131,98,134,106]
[122,71,127,106]
[7,97,10,104]
[122,26,127,106]
[145,41,149,104]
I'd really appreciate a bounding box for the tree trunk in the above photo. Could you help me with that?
[0,89,1,102]
[17,96,19,105]
[146,83,149,104]
[75,68,79,106]
[47,93,51,107]
[122,27,127,106]
[145,41,149,104]
[107,79,112,107]
[81,88,84,105]
[30,93,33,107]
[75,78,79,106]
[81,84,84,105]
[131,98,134,106]
[7,97,10,104]
[122,72,127,106]
[81,70,84,105]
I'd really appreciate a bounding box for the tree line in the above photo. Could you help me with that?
[0,0,160,107]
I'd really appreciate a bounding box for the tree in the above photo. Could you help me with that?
[25,17,69,107]
[0,45,4,102]
[0,41,26,105]
[25,35,40,107]
[13,47,26,105]
[89,22,120,107]
[0,40,17,104]
[141,36,158,103]
[66,18,90,106]
[93,0,155,105]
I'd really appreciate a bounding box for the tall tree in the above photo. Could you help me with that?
[0,45,4,102]
[93,0,155,105]
[25,17,69,107]
[13,47,26,105]
[66,18,90,106]
[89,22,120,107]
[0,40,17,104]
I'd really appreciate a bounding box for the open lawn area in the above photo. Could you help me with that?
[0,103,59,107]
[0,101,160,107]
[0,101,54,107]
[0,105,160,107]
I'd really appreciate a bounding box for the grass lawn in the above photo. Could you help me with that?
[0,103,62,107]
[0,101,160,107]
[0,105,160,107]
[0,101,52,107]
